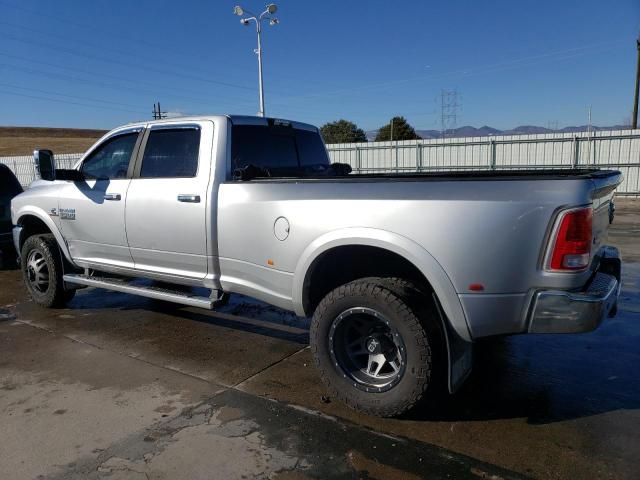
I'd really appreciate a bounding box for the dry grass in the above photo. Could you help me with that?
[0,127,107,156]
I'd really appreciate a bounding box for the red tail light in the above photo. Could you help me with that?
[549,207,592,271]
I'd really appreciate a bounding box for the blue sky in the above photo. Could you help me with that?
[0,0,638,131]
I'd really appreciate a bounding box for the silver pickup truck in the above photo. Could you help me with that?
[11,115,623,417]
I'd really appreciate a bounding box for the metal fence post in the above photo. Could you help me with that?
[394,142,399,173]
[573,136,579,167]
[416,140,422,172]
[489,139,496,170]
[355,145,361,174]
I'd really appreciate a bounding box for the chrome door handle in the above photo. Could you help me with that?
[104,193,121,201]
[177,194,200,203]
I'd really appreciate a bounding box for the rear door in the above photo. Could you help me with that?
[125,122,213,279]
[58,128,143,267]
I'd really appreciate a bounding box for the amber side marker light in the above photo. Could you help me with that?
[549,207,593,271]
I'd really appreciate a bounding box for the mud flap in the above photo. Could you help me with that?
[432,293,473,393]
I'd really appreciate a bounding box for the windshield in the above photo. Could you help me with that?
[231,123,330,177]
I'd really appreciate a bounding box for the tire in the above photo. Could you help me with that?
[20,234,74,308]
[310,277,443,417]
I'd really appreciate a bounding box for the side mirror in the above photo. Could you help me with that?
[34,149,55,181]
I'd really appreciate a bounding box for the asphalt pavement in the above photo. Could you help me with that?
[0,198,638,480]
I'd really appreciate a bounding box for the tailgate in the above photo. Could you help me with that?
[590,171,622,260]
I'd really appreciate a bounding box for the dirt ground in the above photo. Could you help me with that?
[0,127,105,155]
[0,197,638,479]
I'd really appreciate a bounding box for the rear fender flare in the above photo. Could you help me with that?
[292,227,472,343]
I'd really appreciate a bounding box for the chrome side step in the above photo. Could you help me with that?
[63,274,215,309]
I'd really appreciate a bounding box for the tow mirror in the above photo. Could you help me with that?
[34,149,55,181]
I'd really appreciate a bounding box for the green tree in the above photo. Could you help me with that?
[320,119,368,144]
[374,116,421,141]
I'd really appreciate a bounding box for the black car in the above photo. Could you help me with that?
[0,164,23,253]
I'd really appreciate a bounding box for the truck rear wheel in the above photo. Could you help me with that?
[20,234,75,308]
[310,277,442,417]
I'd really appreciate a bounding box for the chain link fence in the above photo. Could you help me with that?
[0,153,81,186]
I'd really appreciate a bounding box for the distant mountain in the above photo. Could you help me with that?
[365,124,630,141]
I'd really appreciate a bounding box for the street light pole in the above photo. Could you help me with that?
[633,35,640,129]
[256,20,265,118]
[234,4,279,118]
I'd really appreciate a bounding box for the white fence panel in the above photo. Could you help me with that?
[327,129,640,195]
[1,130,639,194]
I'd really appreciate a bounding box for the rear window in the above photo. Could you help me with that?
[140,128,201,178]
[231,124,329,176]
[0,166,23,195]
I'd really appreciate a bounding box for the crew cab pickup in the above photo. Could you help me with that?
[11,115,623,417]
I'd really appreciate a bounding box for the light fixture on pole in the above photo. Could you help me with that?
[233,4,279,117]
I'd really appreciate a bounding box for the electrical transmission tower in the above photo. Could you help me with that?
[440,89,460,138]
[152,102,167,120]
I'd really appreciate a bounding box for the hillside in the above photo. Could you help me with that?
[366,124,630,141]
[0,127,107,156]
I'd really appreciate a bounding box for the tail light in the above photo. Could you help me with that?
[548,207,592,271]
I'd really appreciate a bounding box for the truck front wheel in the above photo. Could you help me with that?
[310,277,442,417]
[20,234,75,308]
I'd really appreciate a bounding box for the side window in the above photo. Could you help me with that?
[139,128,201,178]
[231,125,299,172]
[81,133,139,180]
[295,129,330,167]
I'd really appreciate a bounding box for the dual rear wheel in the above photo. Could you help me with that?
[20,234,75,308]
[310,277,444,417]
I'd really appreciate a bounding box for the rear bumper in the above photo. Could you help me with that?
[528,246,621,333]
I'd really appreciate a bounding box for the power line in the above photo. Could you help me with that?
[0,89,148,115]
[0,0,192,57]
[0,82,147,110]
[0,19,279,87]
[0,60,254,109]
[0,32,256,91]
[270,40,624,103]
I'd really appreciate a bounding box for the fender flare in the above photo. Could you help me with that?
[16,206,76,266]
[292,227,472,343]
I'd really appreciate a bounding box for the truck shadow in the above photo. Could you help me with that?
[63,270,639,426]
[408,320,640,425]
[67,287,310,345]
[0,248,19,271]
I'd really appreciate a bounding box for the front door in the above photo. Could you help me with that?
[58,129,142,268]
[125,122,212,279]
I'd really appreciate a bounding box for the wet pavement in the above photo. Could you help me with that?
[0,198,638,479]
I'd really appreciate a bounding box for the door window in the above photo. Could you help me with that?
[139,128,201,178]
[81,132,139,180]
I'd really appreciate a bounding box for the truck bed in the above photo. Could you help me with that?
[246,168,621,183]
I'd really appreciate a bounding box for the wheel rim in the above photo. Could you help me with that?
[26,249,49,293]
[329,307,406,392]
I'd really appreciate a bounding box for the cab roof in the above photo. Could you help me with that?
[121,115,318,132]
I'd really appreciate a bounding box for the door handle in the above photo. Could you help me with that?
[177,194,200,203]
[104,193,121,201]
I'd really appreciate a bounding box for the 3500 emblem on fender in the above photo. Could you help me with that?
[59,208,76,220]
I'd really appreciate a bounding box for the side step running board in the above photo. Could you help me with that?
[63,274,215,309]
